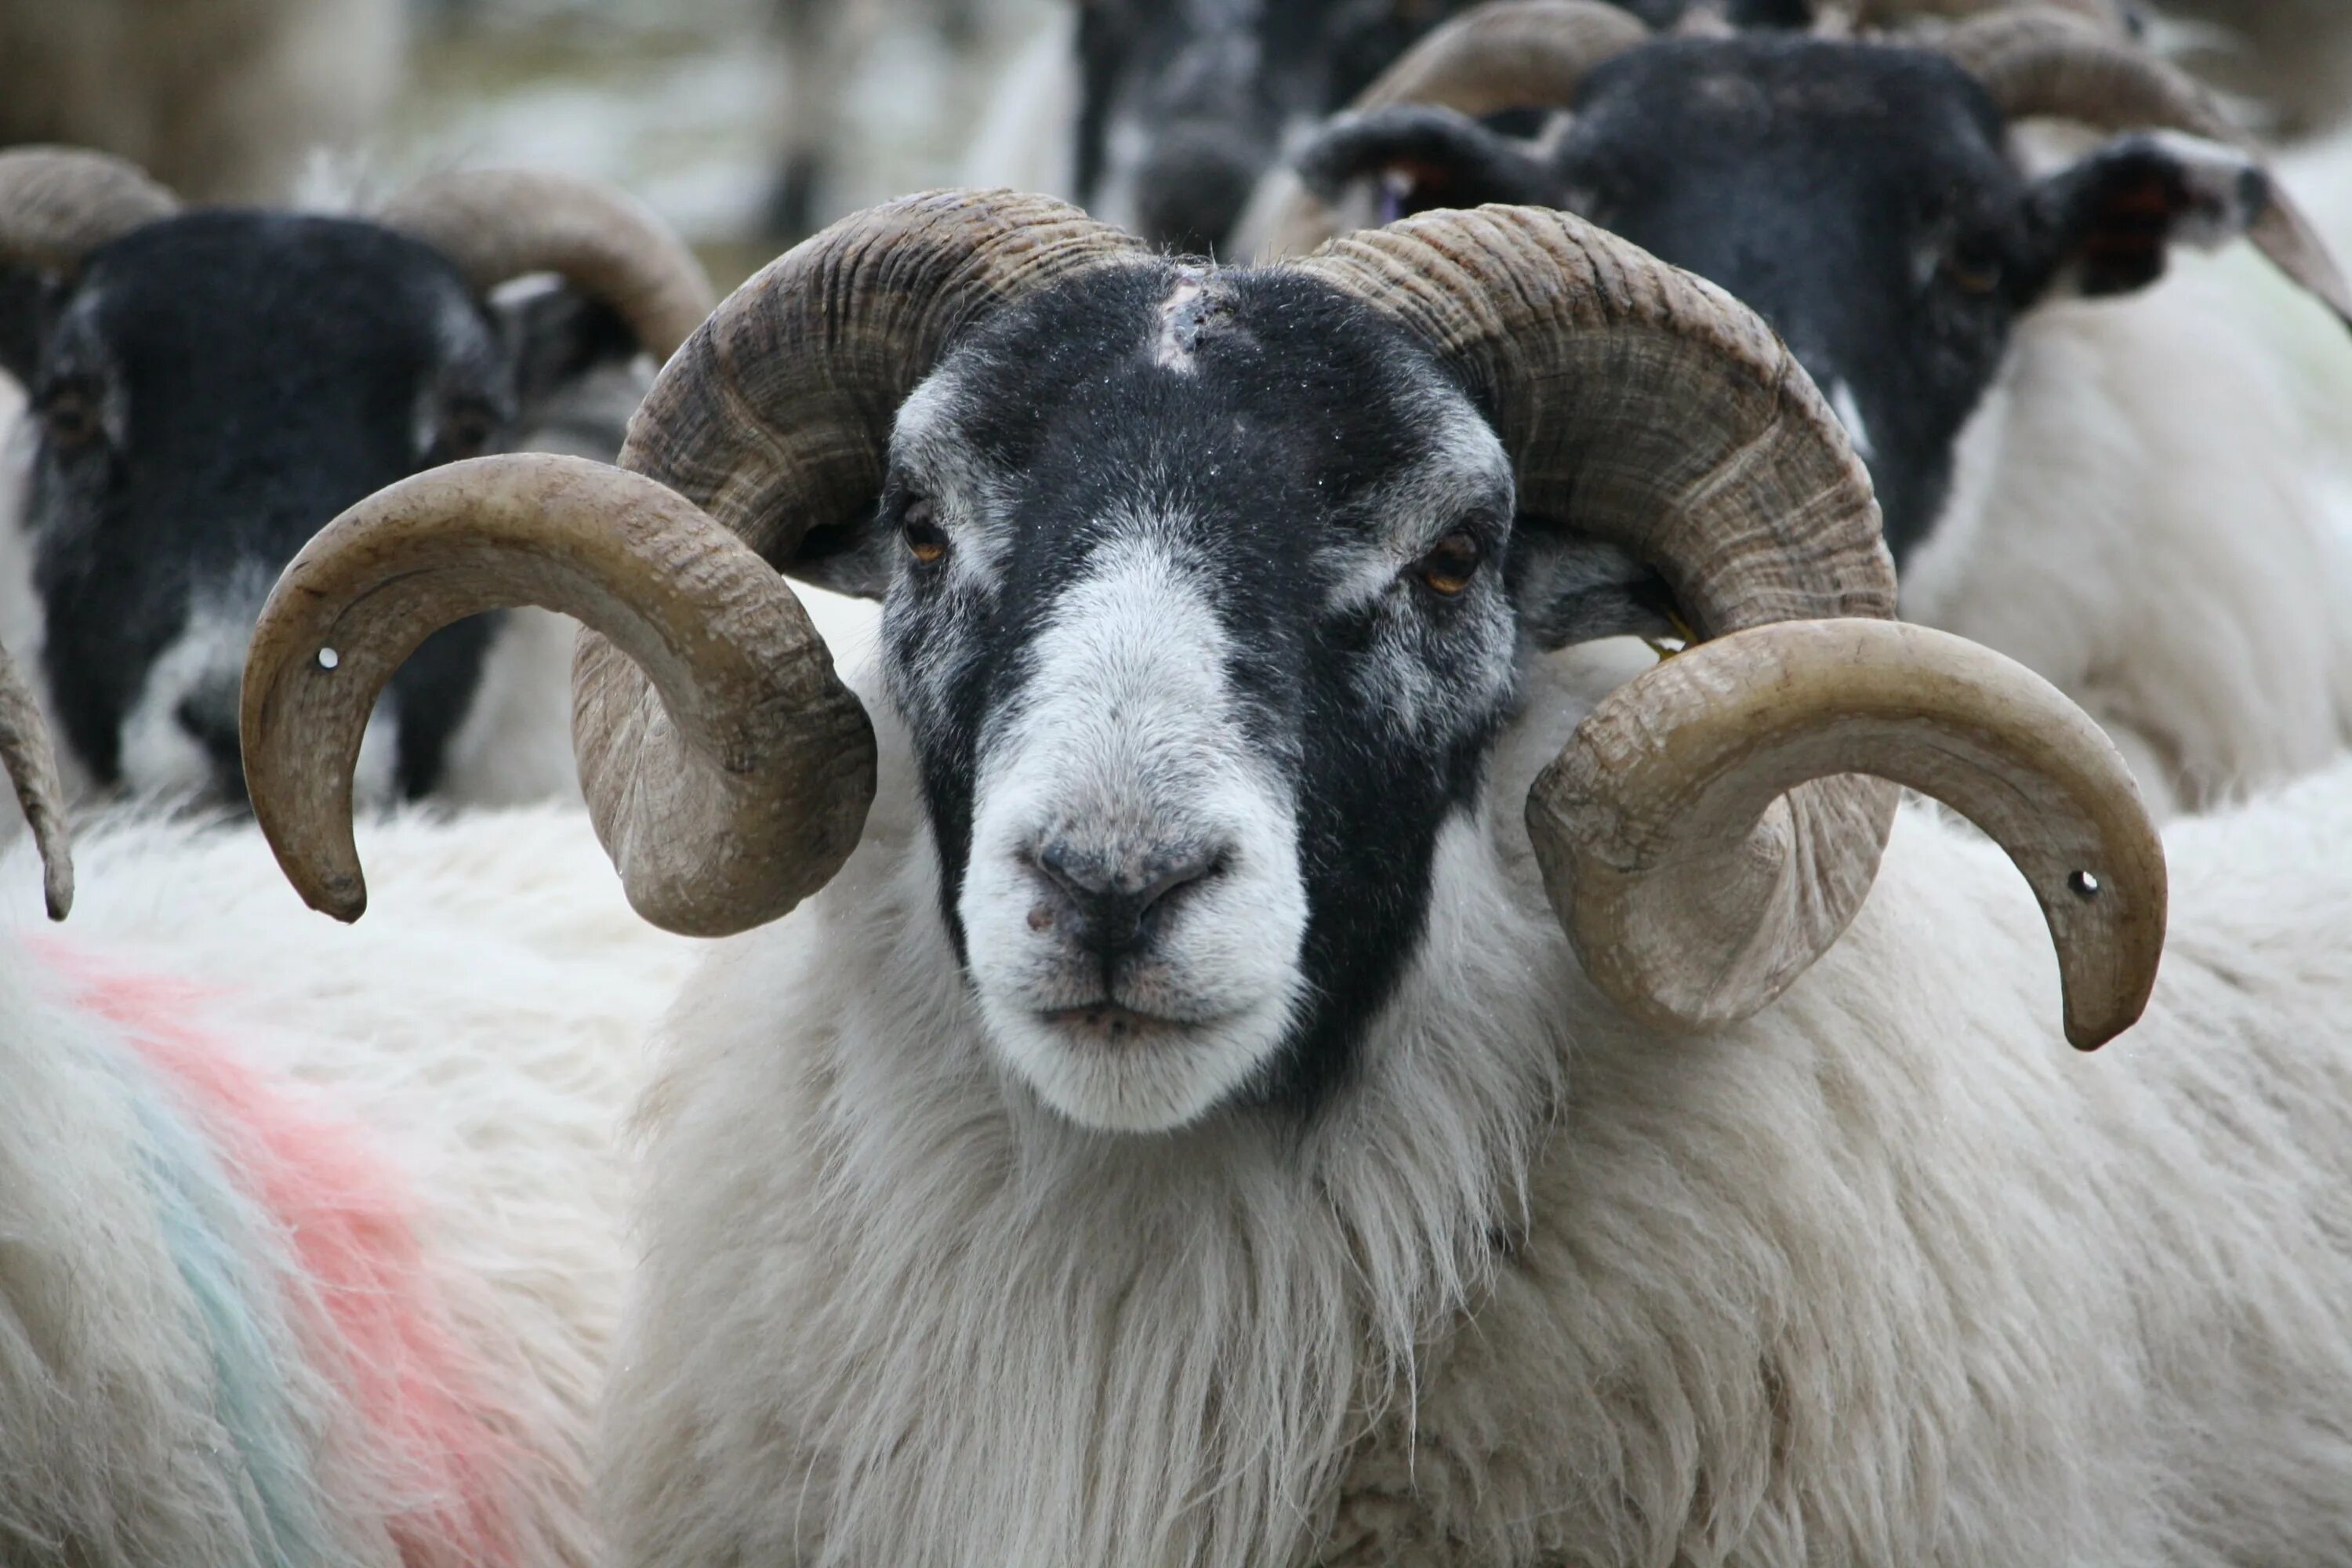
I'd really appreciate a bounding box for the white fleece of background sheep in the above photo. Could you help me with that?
[0,804,697,1568]
[604,628,2352,1566]
[1902,243,2352,819]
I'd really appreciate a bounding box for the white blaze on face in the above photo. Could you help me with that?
[959,524,1308,1133]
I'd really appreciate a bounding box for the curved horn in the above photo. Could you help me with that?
[380,169,719,363]
[0,638,72,920]
[1843,0,2127,30]
[1294,204,1899,1029]
[0,147,178,274]
[1355,0,1650,117]
[1941,13,2352,329]
[245,192,1141,936]
[1249,0,1648,260]
[241,453,869,931]
[1538,619,2165,1047]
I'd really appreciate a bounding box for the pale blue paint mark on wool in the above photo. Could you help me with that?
[111,1047,348,1568]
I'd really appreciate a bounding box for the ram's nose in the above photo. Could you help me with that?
[1027,837,1226,967]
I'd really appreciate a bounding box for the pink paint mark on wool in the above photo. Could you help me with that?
[31,936,528,1568]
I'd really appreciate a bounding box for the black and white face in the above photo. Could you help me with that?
[1296,34,2270,564]
[856,263,1661,1131]
[0,209,633,803]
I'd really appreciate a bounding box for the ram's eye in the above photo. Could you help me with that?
[1415,531,1482,597]
[1944,237,2004,296]
[438,401,500,462]
[38,384,103,452]
[902,496,947,565]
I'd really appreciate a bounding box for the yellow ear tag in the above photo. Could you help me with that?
[1642,608,1698,662]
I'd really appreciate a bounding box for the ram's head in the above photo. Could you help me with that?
[1260,2,2350,562]
[239,194,2164,1132]
[0,150,712,805]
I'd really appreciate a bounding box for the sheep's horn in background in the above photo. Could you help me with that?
[588,189,1141,935]
[1298,203,1899,1032]
[0,637,73,920]
[238,452,865,932]
[1352,0,1650,115]
[1539,619,2166,1048]
[1940,13,2352,330]
[1244,0,1648,260]
[382,169,718,363]
[1840,0,2128,31]
[0,146,178,272]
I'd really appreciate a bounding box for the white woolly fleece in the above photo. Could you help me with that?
[0,804,696,1566]
[599,621,2352,1566]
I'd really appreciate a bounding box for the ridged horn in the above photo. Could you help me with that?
[0,146,178,274]
[240,452,869,931]
[1843,0,2127,29]
[1941,12,2352,329]
[0,637,72,921]
[381,169,719,363]
[1294,204,1899,1029]
[1354,0,1651,116]
[1542,619,2165,1048]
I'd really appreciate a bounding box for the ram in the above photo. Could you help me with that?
[0,0,401,203]
[234,191,2352,1565]
[1251,1,2352,817]
[0,148,713,814]
[0,632,694,1565]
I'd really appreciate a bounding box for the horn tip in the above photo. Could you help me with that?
[310,878,368,924]
[42,866,71,923]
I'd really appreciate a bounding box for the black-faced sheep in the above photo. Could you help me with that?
[233,192,2352,1566]
[0,148,714,813]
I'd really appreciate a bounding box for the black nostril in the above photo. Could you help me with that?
[1030,840,1226,960]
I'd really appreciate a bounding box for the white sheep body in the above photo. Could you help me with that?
[0,804,695,1566]
[601,637,2352,1566]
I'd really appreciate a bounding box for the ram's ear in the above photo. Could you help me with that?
[1507,524,1682,652]
[492,277,644,441]
[2021,130,2270,304]
[1295,105,1559,225]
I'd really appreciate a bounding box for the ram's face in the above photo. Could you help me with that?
[876,264,1523,1131]
[3,209,633,804]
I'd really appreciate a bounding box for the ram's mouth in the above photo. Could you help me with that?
[1036,1004,1200,1047]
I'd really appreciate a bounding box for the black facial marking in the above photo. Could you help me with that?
[10,209,639,798]
[876,263,1526,1113]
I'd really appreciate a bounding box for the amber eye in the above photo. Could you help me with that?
[1415,531,1482,597]
[1944,238,2004,296]
[38,384,103,452]
[902,496,946,565]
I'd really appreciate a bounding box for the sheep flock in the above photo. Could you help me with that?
[5,2,2352,1566]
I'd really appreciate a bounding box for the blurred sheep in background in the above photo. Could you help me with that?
[0,0,405,201]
